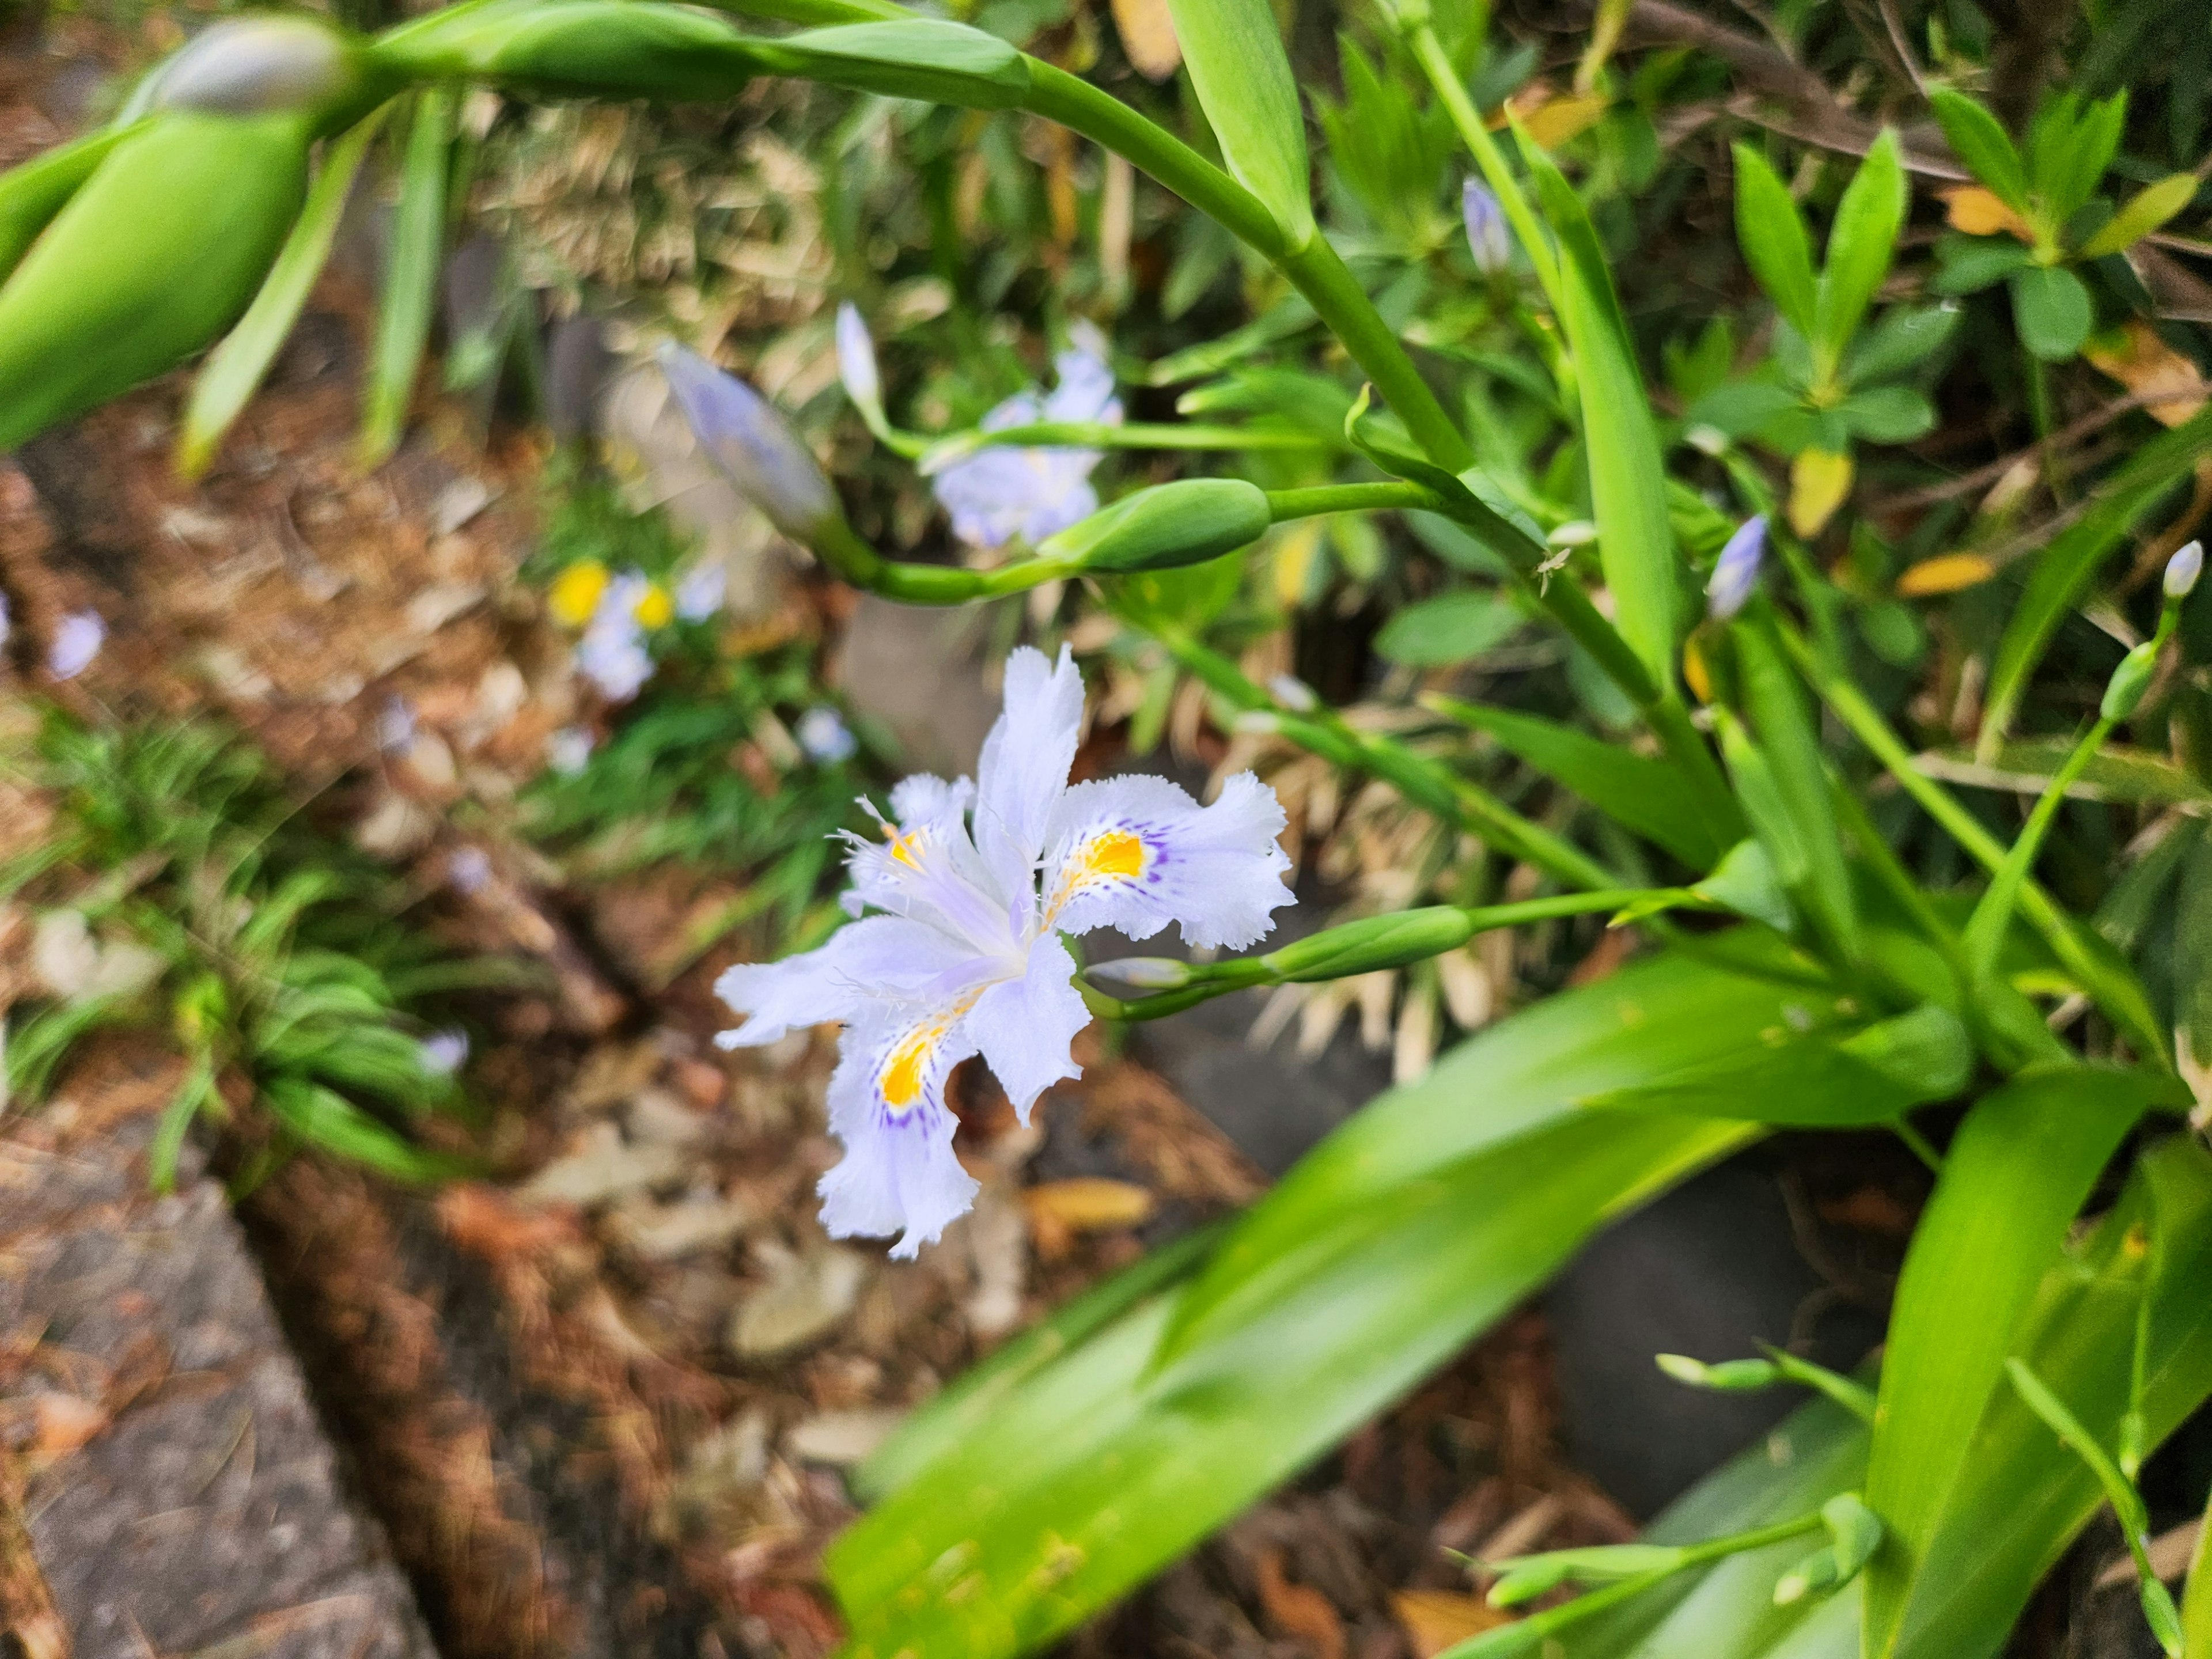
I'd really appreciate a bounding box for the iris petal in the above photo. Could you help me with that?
[1044,770,1294,950]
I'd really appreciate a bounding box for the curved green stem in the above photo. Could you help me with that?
[1268,481,1438,519]
[1777,619,2169,1066]
[919,421,1339,469]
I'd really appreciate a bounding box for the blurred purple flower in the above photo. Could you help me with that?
[930,331,1122,549]
[1707,515,1767,622]
[48,611,104,680]
[1463,179,1512,276]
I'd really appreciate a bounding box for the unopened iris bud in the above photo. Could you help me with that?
[0,111,310,452]
[1263,907,1475,983]
[149,17,364,118]
[836,302,882,421]
[1081,957,1195,998]
[1707,514,1767,622]
[1038,478,1270,574]
[1820,1492,1881,1579]
[370,0,759,101]
[1656,1352,1780,1391]
[1772,1544,1839,1606]
[1268,674,1318,713]
[2101,639,2161,721]
[1463,178,1512,276]
[658,342,840,542]
[2166,539,2203,600]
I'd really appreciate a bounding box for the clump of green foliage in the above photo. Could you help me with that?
[3,709,498,1189]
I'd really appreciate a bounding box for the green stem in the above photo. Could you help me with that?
[921,421,1339,467]
[1403,18,1563,313]
[1439,1513,1828,1659]
[1267,481,1438,520]
[1100,891,1670,1020]
[1275,234,1474,469]
[1159,627,1621,891]
[1777,619,2169,1065]
[1962,713,2112,980]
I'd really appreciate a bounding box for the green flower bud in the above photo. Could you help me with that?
[1820,1491,1881,1580]
[2100,639,2161,721]
[147,17,366,119]
[0,125,135,284]
[1655,1353,1781,1391]
[1487,1545,1684,1607]
[371,0,763,100]
[1040,479,1271,575]
[1262,906,1475,983]
[0,111,310,453]
[1771,1544,1839,1605]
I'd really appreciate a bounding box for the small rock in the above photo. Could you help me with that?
[729,1244,866,1359]
[785,1408,903,1467]
[517,1123,685,1208]
[403,583,484,638]
[672,1058,728,1111]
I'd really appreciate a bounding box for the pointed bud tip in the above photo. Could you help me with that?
[1082,957,1192,997]
[835,302,881,411]
[1461,177,1511,276]
[152,16,357,116]
[657,341,838,541]
[2166,539,2203,599]
[1707,514,1768,622]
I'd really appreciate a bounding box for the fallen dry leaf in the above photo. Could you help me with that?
[1896,552,1998,596]
[1789,448,1855,539]
[1022,1177,1155,1232]
[1499,85,1609,149]
[1254,1547,1346,1659]
[28,1391,107,1454]
[1109,0,1181,81]
[1392,1589,1514,1657]
[2086,319,2208,427]
[1941,185,2033,242]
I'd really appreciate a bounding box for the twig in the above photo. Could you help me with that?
[1876,392,2192,513]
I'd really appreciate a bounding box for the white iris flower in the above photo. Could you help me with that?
[716,646,1293,1256]
[931,336,1123,550]
[575,570,654,702]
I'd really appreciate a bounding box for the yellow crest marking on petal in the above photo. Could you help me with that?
[1080,829,1146,883]
[880,1025,938,1111]
[888,827,926,870]
[632,582,675,628]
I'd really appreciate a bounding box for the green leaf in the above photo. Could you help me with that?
[1931,234,2035,296]
[832,945,1829,1659]
[180,107,387,478]
[1581,1004,1973,1127]
[1520,127,1683,690]
[1429,695,1736,867]
[763,20,1031,108]
[0,122,138,282]
[2009,264,2093,361]
[1861,1063,2171,1658]
[1554,1139,2212,1658]
[1730,142,1817,338]
[1374,591,1525,667]
[2077,172,2200,260]
[1736,616,1858,960]
[1161,0,1313,243]
[1815,130,1906,368]
[1844,305,1960,386]
[1929,89,2029,212]
[1981,403,2212,745]
[261,1077,469,1183]
[359,88,453,469]
[1834,385,1934,445]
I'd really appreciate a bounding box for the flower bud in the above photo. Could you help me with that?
[1820,1492,1881,1580]
[372,0,760,100]
[1463,178,1511,276]
[2101,639,2161,721]
[1038,479,1270,574]
[1268,674,1318,713]
[1707,514,1767,622]
[1081,957,1195,998]
[836,302,881,416]
[2166,539,2203,600]
[0,111,310,452]
[149,17,364,119]
[1772,1544,1840,1606]
[1262,907,1475,983]
[1655,1353,1780,1391]
[658,342,840,541]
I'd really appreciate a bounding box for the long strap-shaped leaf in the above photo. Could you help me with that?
[180,107,389,478]
[1514,123,1683,695]
[1861,1063,2172,1658]
[358,87,454,468]
[830,945,1829,1658]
